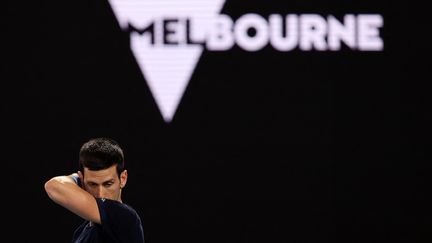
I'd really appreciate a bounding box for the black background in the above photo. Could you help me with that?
[3,0,429,242]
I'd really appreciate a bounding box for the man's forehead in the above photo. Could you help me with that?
[83,166,118,180]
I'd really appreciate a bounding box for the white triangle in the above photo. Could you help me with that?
[108,0,226,122]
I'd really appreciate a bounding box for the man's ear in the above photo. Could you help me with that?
[120,170,128,188]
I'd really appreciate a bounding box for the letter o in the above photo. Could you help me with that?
[234,14,269,51]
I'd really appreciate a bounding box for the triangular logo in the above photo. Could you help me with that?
[108,0,226,122]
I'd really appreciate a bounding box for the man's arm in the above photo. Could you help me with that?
[44,173,101,224]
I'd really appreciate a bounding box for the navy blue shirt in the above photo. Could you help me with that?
[72,198,144,243]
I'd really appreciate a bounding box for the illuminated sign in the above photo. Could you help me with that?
[108,0,384,122]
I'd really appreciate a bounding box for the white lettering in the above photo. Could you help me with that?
[328,15,356,50]
[130,14,384,52]
[207,14,235,51]
[358,14,384,51]
[300,14,327,51]
[269,14,298,51]
[235,14,269,51]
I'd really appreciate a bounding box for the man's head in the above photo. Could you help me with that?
[78,138,127,201]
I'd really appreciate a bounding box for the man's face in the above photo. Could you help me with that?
[80,164,127,201]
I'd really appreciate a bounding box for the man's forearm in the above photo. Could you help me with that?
[44,174,81,203]
[44,173,101,223]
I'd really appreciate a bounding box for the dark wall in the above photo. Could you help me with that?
[3,0,428,242]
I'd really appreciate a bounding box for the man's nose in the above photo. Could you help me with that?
[95,187,105,198]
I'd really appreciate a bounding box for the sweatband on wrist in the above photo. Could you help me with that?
[71,175,81,187]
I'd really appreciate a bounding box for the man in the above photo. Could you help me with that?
[44,137,145,243]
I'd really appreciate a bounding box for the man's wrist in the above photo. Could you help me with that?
[70,174,81,187]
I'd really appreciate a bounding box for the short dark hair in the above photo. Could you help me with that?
[79,137,125,177]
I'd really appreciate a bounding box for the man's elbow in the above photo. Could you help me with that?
[44,179,54,197]
[44,178,61,201]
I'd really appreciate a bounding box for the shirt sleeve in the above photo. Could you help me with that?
[96,198,145,243]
